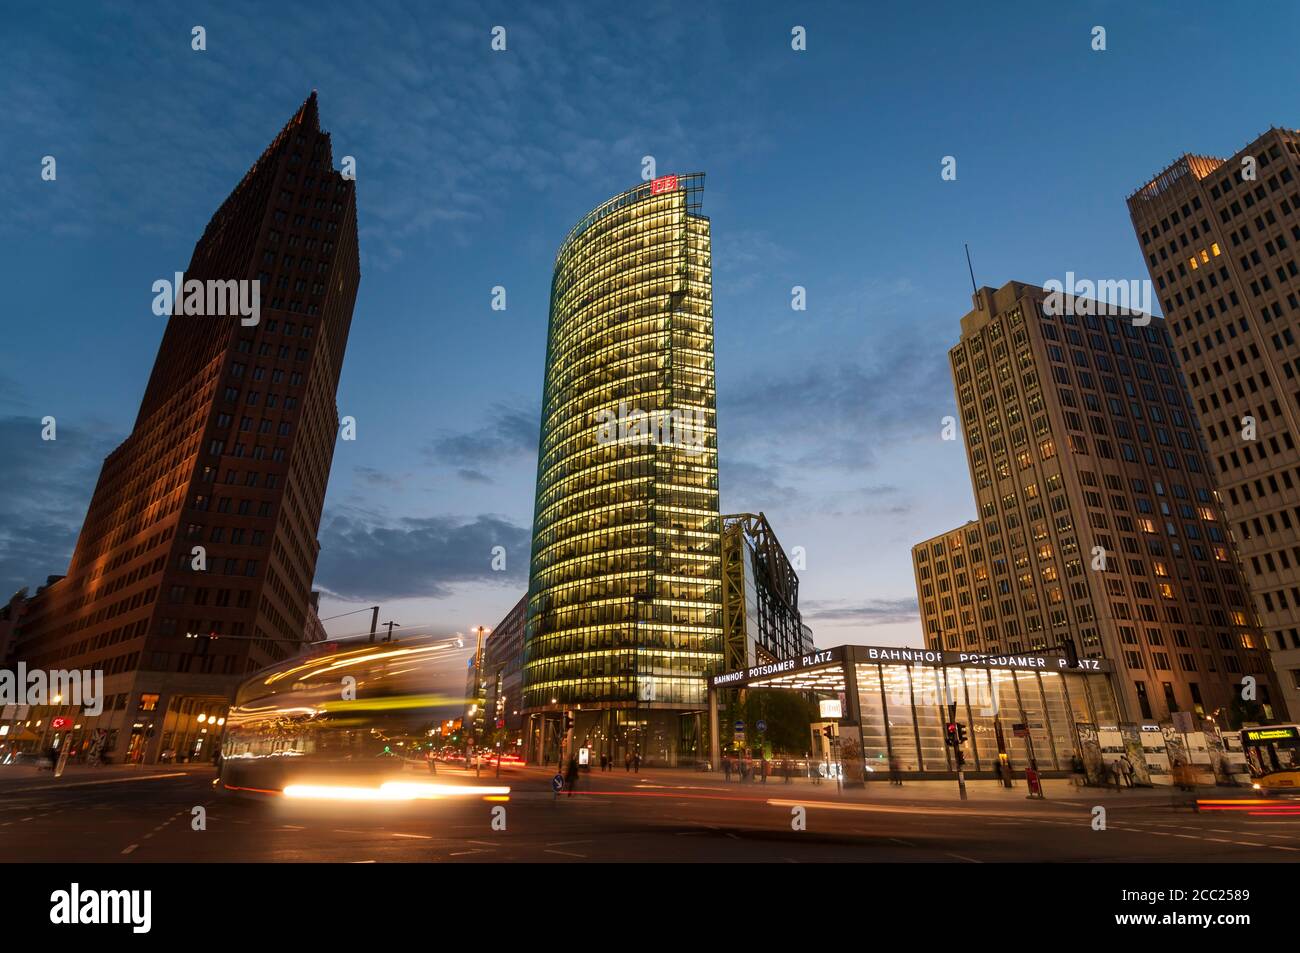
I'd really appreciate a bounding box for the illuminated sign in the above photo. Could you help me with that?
[650,174,678,195]
[819,699,843,719]
[865,647,943,665]
[952,652,1106,672]
[51,717,73,730]
[1244,726,1299,744]
[707,642,1111,689]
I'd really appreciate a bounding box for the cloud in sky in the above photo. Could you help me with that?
[801,597,920,628]
[719,326,955,475]
[423,401,538,469]
[0,415,121,596]
[314,511,529,601]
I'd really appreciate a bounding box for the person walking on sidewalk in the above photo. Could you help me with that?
[723,757,732,783]
[565,754,579,797]
[1120,753,1135,788]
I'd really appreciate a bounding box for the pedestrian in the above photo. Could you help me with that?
[1110,758,1123,792]
[889,753,903,786]
[426,749,437,775]
[625,752,632,772]
[723,757,732,782]
[565,754,579,797]
[784,758,792,784]
[633,751,641,773]
[1120,753,1134,788]
[1069,752,1085,787]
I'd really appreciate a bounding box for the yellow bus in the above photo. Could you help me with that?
[1241,725,1300,792]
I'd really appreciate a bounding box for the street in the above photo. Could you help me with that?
[1,763,1297,862]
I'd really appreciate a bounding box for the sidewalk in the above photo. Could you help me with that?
[519,763,1242,805]
[0,761,213,793]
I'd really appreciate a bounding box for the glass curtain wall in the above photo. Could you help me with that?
[522,175,722,757]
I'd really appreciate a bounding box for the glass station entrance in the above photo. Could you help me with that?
[707,645,1121,780]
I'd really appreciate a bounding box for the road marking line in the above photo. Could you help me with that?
[544,849,587,858]
[391,833,432,840]
[945,852,981,863]
[121,844,138,855]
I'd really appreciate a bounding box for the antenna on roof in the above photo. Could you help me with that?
[964,243,978,294]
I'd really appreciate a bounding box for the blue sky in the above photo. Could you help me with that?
[3,0,1299,651]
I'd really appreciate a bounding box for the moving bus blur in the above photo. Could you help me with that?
[219,636,504,801]
[1240,725,1300,792]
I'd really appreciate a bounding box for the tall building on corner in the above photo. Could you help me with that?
[13,93,360,765]
[1126,129,1300,718]
[523,174,722,767]
[911,281,1279,727]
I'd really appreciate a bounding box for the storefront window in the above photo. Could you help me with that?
[991,669,1028,767]
[1015,670,1057,769]
[1040,671,1078,765]
[912,665,949,771]
[880,664,919,771]
[1087,673,1119,724]
[964,668,997,771]
[855,664,890,772]
[946,665,982,769]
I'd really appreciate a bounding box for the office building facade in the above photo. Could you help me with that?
[1127,129,1300,718]
[9,93,360,765]
[523,174,722,767]
[482,595,527,748]
[912,281,1279,728]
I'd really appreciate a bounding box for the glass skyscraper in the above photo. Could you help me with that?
[523,174,722,767]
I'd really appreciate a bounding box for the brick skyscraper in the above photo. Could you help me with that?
[1127,129,1300,718]
[912,282,1280,728]
[12,93,360,765]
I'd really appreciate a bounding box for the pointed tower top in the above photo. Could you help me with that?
[291,89,320,133]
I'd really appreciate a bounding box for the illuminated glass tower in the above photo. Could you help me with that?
[523,174,722,767]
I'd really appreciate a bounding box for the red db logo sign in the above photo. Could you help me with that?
[650,175,678,194]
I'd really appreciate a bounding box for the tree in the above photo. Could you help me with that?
[741,690,817,755]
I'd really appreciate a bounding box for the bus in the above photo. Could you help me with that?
[219,636,508,802]
[1240,725,1300,792]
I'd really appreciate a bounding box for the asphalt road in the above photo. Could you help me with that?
[1,764,1297,862]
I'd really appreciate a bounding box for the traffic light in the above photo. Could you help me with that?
[563,714,573,732]
[957,723,968,745]
[944,722,958,746]
[821,725,834,739]
[1063,637,1080,669]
